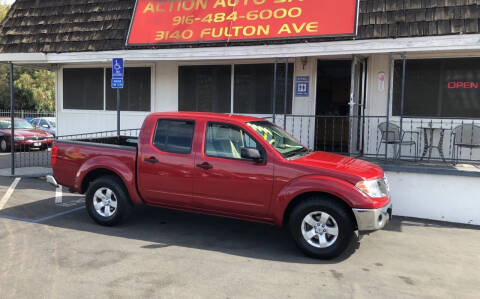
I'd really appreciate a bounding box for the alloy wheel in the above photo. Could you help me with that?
[301,211,339,248]
[93,187,118,217]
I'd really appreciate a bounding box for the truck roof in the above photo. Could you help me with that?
[149,112,267,123]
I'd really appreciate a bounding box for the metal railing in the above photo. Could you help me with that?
[9,129,140,170]
[0,110,55,119]
[7,114,480,171]
[268,115,480,164]
[56,128,141,143]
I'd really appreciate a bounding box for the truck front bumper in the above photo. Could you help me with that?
[352,202,392,231]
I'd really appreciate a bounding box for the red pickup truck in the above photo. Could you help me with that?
[47,112,392,259]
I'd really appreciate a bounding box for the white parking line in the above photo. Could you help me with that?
[0,177,21,210]
[55,185,62,204]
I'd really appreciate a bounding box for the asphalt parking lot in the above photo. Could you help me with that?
[0,177,479,298]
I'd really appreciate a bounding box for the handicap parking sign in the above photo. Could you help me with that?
[112,58,124,78]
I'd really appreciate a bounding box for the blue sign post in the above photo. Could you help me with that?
[112,58,124,138]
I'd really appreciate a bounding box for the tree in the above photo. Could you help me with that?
[14,70,55,111]
[0,5,9,21]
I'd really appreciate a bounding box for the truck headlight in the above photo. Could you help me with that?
[14,136,25,141]
[355,177,390,198]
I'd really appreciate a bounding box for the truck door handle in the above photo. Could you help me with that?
[196,162,213,170]
[144,157,159,164]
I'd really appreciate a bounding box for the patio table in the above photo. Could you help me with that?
[418,126,451,162]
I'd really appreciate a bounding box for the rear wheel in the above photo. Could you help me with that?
[86,176,133,226]
[288,196,354,259]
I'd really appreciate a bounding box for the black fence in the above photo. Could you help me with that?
[0,110,55,119]
[6,114,480,172]
[56,128,141,143]
[7,129,140,172]
[269,115,480,164]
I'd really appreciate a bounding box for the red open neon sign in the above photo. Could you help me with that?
[447,81,480,89]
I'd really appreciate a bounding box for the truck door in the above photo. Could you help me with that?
[137,118,196,206]
[192,121,274,218]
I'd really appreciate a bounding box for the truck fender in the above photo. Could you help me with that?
[75,156,143,205]
[271,175,370,226]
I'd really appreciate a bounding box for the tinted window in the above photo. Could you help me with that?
[234,63,293,114]
[178,65,231,113]
[63,68,104,110]
[205,123,261,160]
[106,67,151,111]
[393,58,480,117]
[153,119,195,154]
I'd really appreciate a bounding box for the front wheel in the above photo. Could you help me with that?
[288,197,354,259]
[85,176,133,226]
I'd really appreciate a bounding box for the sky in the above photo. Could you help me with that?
[0,0,14,5]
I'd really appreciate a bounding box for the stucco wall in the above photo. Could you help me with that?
[386,171,480,225]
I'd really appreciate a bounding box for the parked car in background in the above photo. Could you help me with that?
[30,117,56,136]
[48,112,392,259]
[0,118,54,152]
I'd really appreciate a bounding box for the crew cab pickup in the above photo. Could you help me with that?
[48,112,392,259]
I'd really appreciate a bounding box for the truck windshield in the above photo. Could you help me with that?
[247,121,309,159]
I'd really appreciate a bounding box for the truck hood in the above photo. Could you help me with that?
[290,151,384,184]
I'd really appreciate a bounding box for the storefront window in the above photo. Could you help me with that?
[106,67,151,111]
[63,68,104,110]
[63,67,152,111]
[393,58,480,118]
[178,65,231,113]
[234,63,293,114]
[178,63,293,114]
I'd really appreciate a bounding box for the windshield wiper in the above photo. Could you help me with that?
[284,148,309,158]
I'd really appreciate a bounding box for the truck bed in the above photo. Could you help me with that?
[53,136,138,193]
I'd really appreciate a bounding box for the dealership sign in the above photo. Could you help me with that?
[127,0,359,45]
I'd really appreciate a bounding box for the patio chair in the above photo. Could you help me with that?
[376,122,419,160]
[451,124,480,163]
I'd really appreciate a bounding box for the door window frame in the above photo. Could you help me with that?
[151,118,196,155]
[203,121,267,162]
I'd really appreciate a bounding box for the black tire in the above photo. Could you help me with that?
[288,196,354,259]
[85,176,133,226]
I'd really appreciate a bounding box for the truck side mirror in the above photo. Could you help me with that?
[241,147,264,163]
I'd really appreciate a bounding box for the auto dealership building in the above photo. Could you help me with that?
[0,0,479,225]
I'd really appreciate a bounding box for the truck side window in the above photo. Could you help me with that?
[153,119,195,154]
[205,123,261,160]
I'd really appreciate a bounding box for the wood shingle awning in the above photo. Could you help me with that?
[0,0,479,54]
